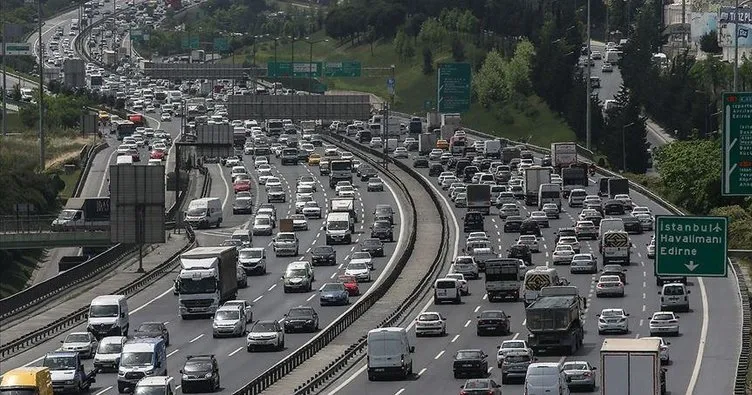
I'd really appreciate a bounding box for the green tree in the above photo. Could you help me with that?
[365,26,377,55]
[422,46,434,74]
[473,50,506,107]
[602,85,651,173]
[620,0,663,107]
[403,38,416,59]
[700,30,722,54]
[451,38,465,61]
[394,28,407,60]
[503,39,534,99]
[418,17,448,50]
[654,139,722,214]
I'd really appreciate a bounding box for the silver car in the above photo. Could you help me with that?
[643,336,671,364]
[570,253,597,274]
[449,262,479,280]
[529,211,549,228]
[212,305,246,337]
[541,203,560,219]
[61,332,98,359]
[595,275,625,297]
[597,308,629,334]
[562,361,597,392]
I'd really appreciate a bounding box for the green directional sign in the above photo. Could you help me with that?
[181,36,199,50]
[324,61,361,77]
[655,216,728,277]
[437,62,472,113]
[1,42,32,56]
[267,61,322,78]
[213,37,229,52]
[722,92,752,196]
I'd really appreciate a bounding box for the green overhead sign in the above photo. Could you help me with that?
[267,61,322,78]
[324,61,361,77]
[437,62,472,113]
[181,36,199,50]
[722,92,752,196]
[655,216,728,277]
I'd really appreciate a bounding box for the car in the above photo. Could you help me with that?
[632,206,652,216]
[337,185,355,198]
[507,244,532,265]
[311,245,336,266]
[622,216,643,234]
[647,238,656,259]
[556,236,580,253]
[597,308,630,334]
[459,378,502,394]
[541,203,560,219]
[552,248,576,265]
[413,156,429,168]
[528,211,550,228]
[476,310,511,336]
[251,215,274,236]
[445,273,469,295]
[233,179,251,193]
[519,219,542,237]
[429,149,444,161]
[180,355,220,392]
[370,220,394,242]
[601,61,614,72]
[496,340,533,367]
[562,361,597,391]
[614,194,633,209]
[634,212,654,230]
[149,150,165,160]
[516,235,539,252]
[393,147,409,158]
[595,275,625,297]
[367,177,384,192]
[649,311,680,336]
[133,322,170,345]
[302,201,322,218]
[296,184,315,195]
[503,216,523,233]
[360,238,385,257]
[415,311,447,337]
[266,185,286,203]
[570,253,598,273]
[290,214,308,231]
[498,203,520,219]
[307,153,321,166]
[449,261,479,280]
[297,176,318,192]
[319,282,350,306]
[603,199,625,215]
[350,251,374,270]
[222,300,253,323]
[344,261,372,282]
[602,264,627,283]
[283,306,319,333]
[212,305,246,337]
[224,157,242,168]
[643,336,671,364]
[295,194,314,213]
[428,162,444,176]
[338,275,360,296]
[246,320,285,351]
[369,137,383,148]
[160,113,171,121]
[232,197,253,215]
[61,332,98,358]
[466,232,489,243]
[453,349,489,379]
[575,220,598,239]
[498,349,533,384]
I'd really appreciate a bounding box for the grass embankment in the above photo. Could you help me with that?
[225,31,575,147]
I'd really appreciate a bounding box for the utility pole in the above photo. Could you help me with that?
[586,0,592,150]
[38,0,45,170]
[622,122,634,172]
[735,0,741,91]
[390,65,395,106]
[2,19,8,136]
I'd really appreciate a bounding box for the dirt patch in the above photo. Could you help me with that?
[46,137,95,169]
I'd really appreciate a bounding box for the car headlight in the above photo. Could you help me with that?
[204,373,213,379]
[65,380,75,385]
[212,322,218,328]
[182,374,189,380]
[145,370,154,375]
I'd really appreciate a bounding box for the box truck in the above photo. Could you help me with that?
[550,142,578,171]
[176,246,238,318]
[466,184,492,215]
[523,167,552,206]
[51,198,110,231]
[600,338,665,395]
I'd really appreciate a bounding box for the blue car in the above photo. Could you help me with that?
[319,283,349,306]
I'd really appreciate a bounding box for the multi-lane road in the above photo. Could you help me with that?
[322,132,741,395]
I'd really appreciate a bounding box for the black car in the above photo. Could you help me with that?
[463,166,479,182]
[180,355,220,393]
[413,156,429,168]
[283,306,319,333]
[520,219,542,237]
[504,216,523,233]
[507,244,532,265]
[359,166,378,181]
[541,155,552,167]
[476,310,511,336]
[428,163,444,176]
[455,160,471,176]
[374,204,395,225]
[133,322,170,345]
[622,216,643,234]
[311,246,337,266]
[603,200,625,215]
[584,214,603,226]
[555,227,577,243]
[453,349,489,379]
[360,238,385,257]
[463,211,484,232]
[602,264,627,284]
[232,198,253,215]
[370,220,394,242]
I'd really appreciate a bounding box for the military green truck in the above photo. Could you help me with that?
[525,286,585,355]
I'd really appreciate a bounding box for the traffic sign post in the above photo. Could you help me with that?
[267,61,322,78]
[213,37,229,52]
[324,61,361,77]
[655,216,728,277]
[437,62,472,113]
[723,92,752,195]
[0,43,32,56]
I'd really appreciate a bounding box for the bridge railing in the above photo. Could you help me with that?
[0,215,111,234]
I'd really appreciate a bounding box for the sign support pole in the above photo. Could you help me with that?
[38,0,45,170]
[2,39,7,136]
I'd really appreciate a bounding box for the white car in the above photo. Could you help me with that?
[557,236,581,253]
[302,201,322,218]
[634,213,654,230]
[643,336,671,364]
[541,203,560,219]
[649,311,680,336]
[335,181,352,193]
[160,112,171,121]
[337,185,355,198]
[265,177,282,189]
[344,262,371,282]
[597,308,629,334]
[290,214,308,231]
[444,273,469,295]
[350,251,373,270]
[257,164,272,176]
[466,232,489,243]
[528,211,549,228]
[246,320,285,351]
[254,157,268,168]
[61,332,98,358]
[632,206,652,216]
[496,340,533,367]
[551,248,575,265]
[393,147,408,158]
[499,203,520,219]
[415,311,447,337]
[596,275,625,297]
[297,176,317,192]
[369,137,383,148]
[516,235,539,252]
[295,194,314,213]
[258,174,274,185]
[225,157,242,168]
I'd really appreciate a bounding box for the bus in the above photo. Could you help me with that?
[114,119,137,140]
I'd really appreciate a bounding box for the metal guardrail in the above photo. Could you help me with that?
[233,134,421,395]
[289,134,452,395]
[72,142,109,198]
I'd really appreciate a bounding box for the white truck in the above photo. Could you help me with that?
[466,184,492,215]
[330,197,358,224]
[51,197,110,231]
[381,116,402,138]
[601,230,631,265]
[484,259,522,302]
[523,166,552,206]
[601,338,665,395]
[426,111,441,133]
[550,142,578,171]
[176,246,238,318]
[418,133,437,155]
[483,140,502,159]
[440,113,461,140]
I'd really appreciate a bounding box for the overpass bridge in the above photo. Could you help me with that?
[0,215,113,250]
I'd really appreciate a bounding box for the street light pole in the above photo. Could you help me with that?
[304,38,328,93]
[622,122,635,172]
[586,0,592,150]
[290,35,295,91]
[38,0,45,170]
[735,0,741,90]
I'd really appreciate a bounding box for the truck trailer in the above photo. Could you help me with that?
[550,142,578,171]
[525,286,585,355]
[51,197,110,231]
[484,259,522,301]
[600,338,665,395]
[466,184,492,215]
[177,246,238,318]
[523,167,552,206]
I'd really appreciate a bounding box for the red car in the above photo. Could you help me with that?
[233,179,251,193]
[150,150,165,160]
[338,275,360,296]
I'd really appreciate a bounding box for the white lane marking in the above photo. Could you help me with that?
[474,306,480,313]
[167,349,180,358]
[189,334,204,343]
[175,385,181,390]
[464,320,471,328]
[95,386,113,395]
[253,295,264,303]
[306,294,316,301]
[451,334,460,343]
[217,164,231,210]
[686,278,709,395]
[418,368,427,376]
[268,284,277,291]
[434,350,445,360]
[395,390,405,395]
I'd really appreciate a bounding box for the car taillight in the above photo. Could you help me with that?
[583,371,592,377]
[459,391,469,395]
[597,283,603,288]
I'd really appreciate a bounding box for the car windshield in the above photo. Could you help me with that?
[564,362,590,370]
[255,218,270,225]
[186,208,206,216]
[215,310,239,320]
[347,262,367,271]
[363,240,381,247]
[98,342,123,354]
[65,334,89,343]
[134,385,167,395]
[352,252,370,260]
[419,313,440,321]
[137,324,162,332]
[120,352,153,367]
[90,303,120,317]
[328,221,349,231]
[456,350,483,359]
[240,250,262,259]
[286,268,308,277]
[183,361,212,372]
[505,354,530,363]
[322,284,344,292]
[288,309,312,318]
[43,356,77,370]
[252,322,278,332]
[479,311,505,319]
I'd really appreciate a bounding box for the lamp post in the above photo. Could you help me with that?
[622,122,635,172]
[586,0,592,150]
[304,37,328,93]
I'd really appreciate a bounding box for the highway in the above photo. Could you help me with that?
[323,133,741,395]
[1,139,411,395]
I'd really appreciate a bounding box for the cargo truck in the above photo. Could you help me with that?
[330,197,358,224]
[601,230,631,265]
[418,133,438,155]
[484,259,522,301]
[561,165,589,198]
[42,352,96,394]
[440,113,461,140]
[501,147,521,164]
[466,184,492,215]
[408,117,423,134]
[51,197,110,231]
[525,286,585,355]
[483,140,502,159]
[233,127,246,147]
[600,338,666,395]
[176,246,238,318]
[426,111,441,132]
[550,142,578,171]
[329,159,353,188]
[607,177,629,198]
[523,167,552,206]
[1,367,53,395]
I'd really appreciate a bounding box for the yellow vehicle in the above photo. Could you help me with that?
[98,110,110,122]
[0,367,53,395]
[436,139,449,150]
[308,153,321,166]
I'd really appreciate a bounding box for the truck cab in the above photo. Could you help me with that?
[42,352,97,394]
[1,367,53,395]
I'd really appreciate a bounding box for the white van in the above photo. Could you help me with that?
[599,218,625,239]
[88,295,129,338]
[367,327,414,381]
[93,336,127,372]
[568,189,587,207]
[184,197,222,229]
[525,362,570,395]
[325,212,353,244]
[434,278,461,304]
[117,338,167,393]
[231,229,252,246]
[660,283,690,312]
